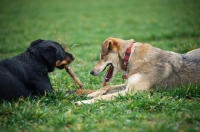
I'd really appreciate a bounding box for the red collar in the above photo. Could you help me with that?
[121,41,135,79]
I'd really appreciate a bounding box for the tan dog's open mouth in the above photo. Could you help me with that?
[103,64,114,86]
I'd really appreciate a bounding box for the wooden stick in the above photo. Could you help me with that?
[75,89,96,95]
[65,66,84,89]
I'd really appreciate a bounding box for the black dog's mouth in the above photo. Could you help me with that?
[56,64,66,69]
[103,64,114,86]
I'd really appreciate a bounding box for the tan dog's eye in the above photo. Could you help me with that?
[100,54,104,59]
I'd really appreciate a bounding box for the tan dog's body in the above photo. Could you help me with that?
[76,38,200,105]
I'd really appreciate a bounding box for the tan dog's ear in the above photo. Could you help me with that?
[102,40,113,55]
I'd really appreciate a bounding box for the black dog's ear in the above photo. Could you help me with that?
[42,46,57,71]
[30,39,44,47]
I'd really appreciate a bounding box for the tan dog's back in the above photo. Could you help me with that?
[130,43,200,88]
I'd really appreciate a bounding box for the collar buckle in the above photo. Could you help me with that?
[121,60,128,71]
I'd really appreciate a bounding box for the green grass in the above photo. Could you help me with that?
[0,0,200,131]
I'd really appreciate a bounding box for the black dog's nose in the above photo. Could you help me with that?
[66,52,75,60]
[70,54,75,60]
[90,70,95,75]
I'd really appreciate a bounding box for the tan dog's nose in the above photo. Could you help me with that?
[90,70,95,75]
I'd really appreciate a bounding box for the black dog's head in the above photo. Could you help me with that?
[27,39,74,72]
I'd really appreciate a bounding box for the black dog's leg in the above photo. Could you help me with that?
[29,75,55,97]
[33,82,54,95]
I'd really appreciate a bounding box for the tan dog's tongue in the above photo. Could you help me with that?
[103,65,114,86]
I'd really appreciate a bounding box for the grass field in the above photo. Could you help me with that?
[0,0,200,131]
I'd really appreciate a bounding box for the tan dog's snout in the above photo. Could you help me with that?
[90,60,109,76]
[90,69,100,76]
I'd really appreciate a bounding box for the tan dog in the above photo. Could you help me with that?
[75,37,200,105]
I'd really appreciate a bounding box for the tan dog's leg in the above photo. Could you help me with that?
[75,90,128,105]
[75,74,151,105]
[126,74,151,93]
[87,84,126,98]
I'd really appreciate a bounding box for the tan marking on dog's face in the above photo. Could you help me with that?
[56,56,74,69]
[56,60,67,67]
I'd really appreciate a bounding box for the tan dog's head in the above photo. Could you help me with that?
[90,37,134,82]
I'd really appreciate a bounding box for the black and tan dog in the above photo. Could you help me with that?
[0,39,74,101]
[76,37,200,105]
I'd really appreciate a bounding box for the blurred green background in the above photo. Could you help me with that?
[1,0,200,55]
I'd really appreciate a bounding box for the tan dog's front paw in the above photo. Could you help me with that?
[87,89,107,98]
[74,101,83,105]
[74,99,94,105]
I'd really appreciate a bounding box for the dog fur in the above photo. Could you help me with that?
[75,37,200,105]
[0,39,74,101]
